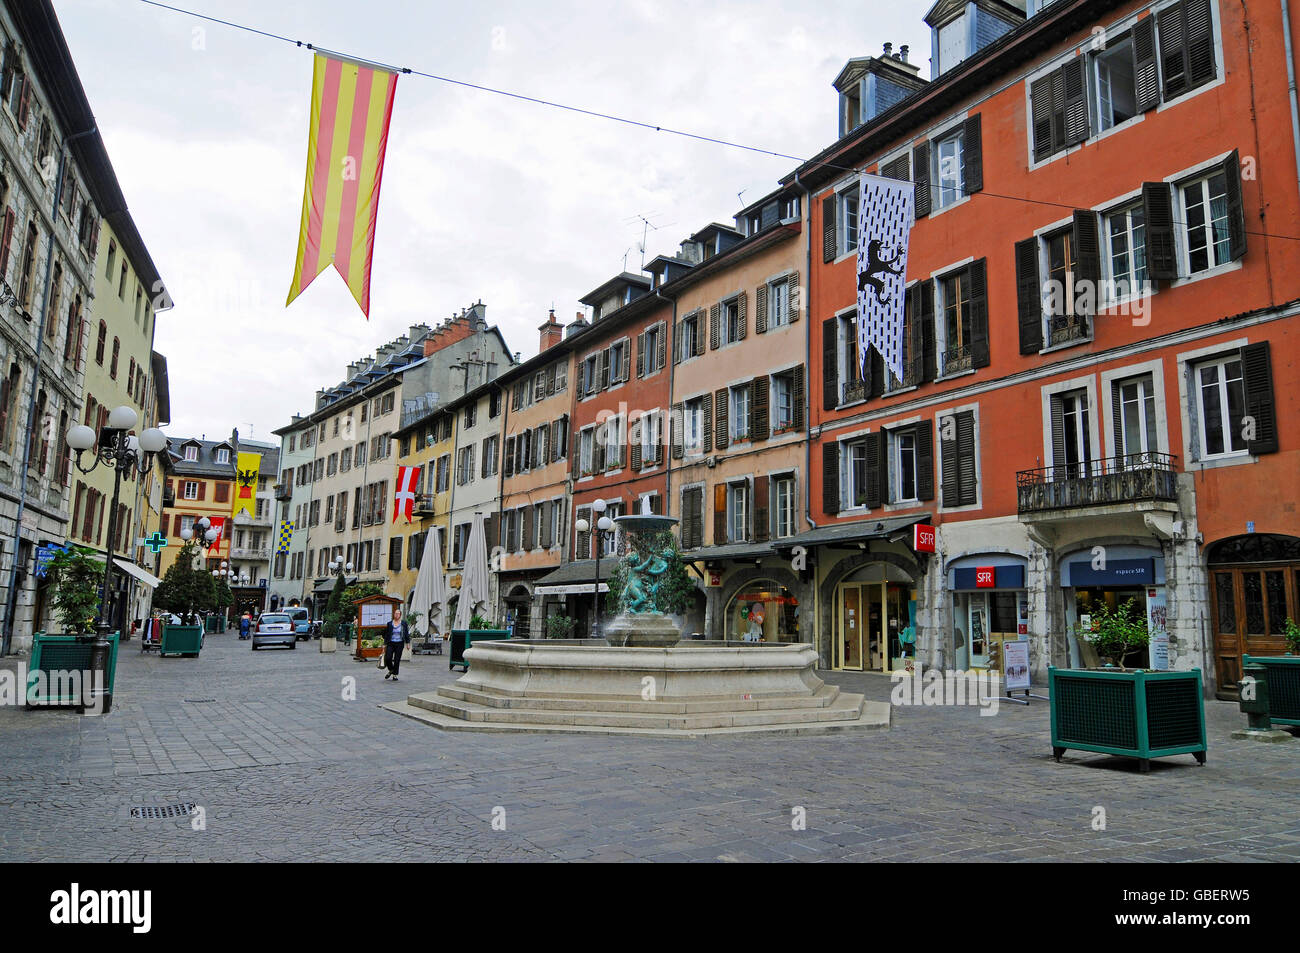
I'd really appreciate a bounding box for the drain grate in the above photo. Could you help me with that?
[129,802,197,819]
[184,698,217,703]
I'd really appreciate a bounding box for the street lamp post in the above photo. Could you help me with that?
[574,498,614,640]
[66,406,167,713]
[328,557,354,643]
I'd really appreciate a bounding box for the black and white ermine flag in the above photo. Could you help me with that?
[856,173,915,381]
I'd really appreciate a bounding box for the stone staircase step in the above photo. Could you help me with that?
[435,683,842,714]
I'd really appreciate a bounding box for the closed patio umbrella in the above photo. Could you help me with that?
[454,511,490,630]
[412,526,447,640]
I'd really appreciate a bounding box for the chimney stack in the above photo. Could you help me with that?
[900,44,909,63]
[883,42,892,58]
[538,309,564,352]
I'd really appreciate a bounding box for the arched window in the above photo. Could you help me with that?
[110,337,120,379]
[95,320,107,365]
[723,580,800,643]
[105,238,116,279]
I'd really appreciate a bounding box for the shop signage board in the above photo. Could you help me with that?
[975,566,995,588]
[1004,639,1031,690]
[912,524,936,553]
[706,571,723,587]
[535,583,609,596]
[952,565,1026,590]
[1147,587,1169,670]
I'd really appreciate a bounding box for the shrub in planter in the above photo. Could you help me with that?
[44,546,103,635]
[1081,597,1149,667]
[1284,617,1300,655]
[546,615,577,640]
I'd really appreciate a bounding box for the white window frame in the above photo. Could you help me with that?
[767,278,790,329]
[183,481,198,500]
[729,383,750,443]
[932,127,965,211]
[183,444,198,462]
[773,474,796,539]
[1178,170,1232,277]
[1191,353,1249,462]
[894,429,919,503]
[727,480,750,543]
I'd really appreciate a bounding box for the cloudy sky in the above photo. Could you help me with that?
[55,0,931,443]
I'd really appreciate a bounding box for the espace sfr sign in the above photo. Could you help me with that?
[912,524,936,553]
[975,567,995,588]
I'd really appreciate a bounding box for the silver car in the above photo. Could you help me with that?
[251,612,297,651]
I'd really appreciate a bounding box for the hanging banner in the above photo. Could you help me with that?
[277,520,295,554]
[393,465,421,523]
[287,53,399,318]
[231,452,262,521]
[856,173,914,381]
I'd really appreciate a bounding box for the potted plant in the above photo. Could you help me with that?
[30,546,120,708]
[152,541,213,656]
[1240,618,1300,727]
[1285,617,1300,656]
[546,615,577,640]
[1081,597,1150,668]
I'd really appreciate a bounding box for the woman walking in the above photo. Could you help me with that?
[383,606,409,681]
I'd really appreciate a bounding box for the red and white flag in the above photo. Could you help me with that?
[393,465,421,523]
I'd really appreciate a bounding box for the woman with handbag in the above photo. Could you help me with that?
[383,606,408,681]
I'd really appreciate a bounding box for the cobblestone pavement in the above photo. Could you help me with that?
[1,631,1297,862]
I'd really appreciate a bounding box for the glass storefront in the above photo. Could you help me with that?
[724,581,799,642]
[833,563,916,672]
[948,559,1028,671]
[1061,548,1164,668]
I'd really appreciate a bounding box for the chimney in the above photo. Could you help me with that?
[565,311,589,339]
[883,42,892,58]
[900,44,909,63]
[538,309,564,352]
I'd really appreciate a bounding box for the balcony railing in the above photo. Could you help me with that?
[413,494,437,517]
[273,483,291,501]
[841,379,867,404]
[940,343,972,376]
[229,546,271,560]
[1017,452,1179,514]
[1048,313,1090,347]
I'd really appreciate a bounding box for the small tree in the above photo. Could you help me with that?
[546,615,577,640]
[213,575,234,614]
[1083,597,1150,667]
[322,581,383,637]
[154,541,216,622]
[45,546,103,635]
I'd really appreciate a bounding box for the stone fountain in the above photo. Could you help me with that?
[385,514,890,736]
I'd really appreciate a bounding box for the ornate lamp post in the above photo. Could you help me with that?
[574,498,614,640]
[65,405,167,712]
[179,516,221,551]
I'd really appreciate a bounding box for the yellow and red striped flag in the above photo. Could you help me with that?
[287,53,399,318]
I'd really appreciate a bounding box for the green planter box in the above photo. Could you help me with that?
[161,624,204,657]
[27,632,119,708]
[1049,666,1206,772]
[1243,655,1300,726]
[449,629,510,672]
[205,614,224,634]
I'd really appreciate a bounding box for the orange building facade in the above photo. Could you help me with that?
[792,0,1298,692]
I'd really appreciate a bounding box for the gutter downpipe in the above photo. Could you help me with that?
[2,125,96,657]
[795,170,816,534]
[1281,0,1300,215]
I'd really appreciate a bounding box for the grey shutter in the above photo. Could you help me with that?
[691,488,705,549]
[624,338,632,381]
[822,442,840,515]
[504,436,515,477]
[701,392,713,453]
[714,388,729,450]
[791,364,805,431]
[755,284,768,334]
[1240,341,1278,454]
[657,321,666,368]
[881,154,909,181]
[673,321,682,365]
[1015,238,1043,353]
[1062,57,1089,146]
[576,506,590,559]
[788,270,800,322]
[916,420,935,501]
[962,114,983,194]
[522,506,533,551]
[917,279,936,382]
[1111,382,1125,458]
[709,303,720,349]
[671,402,684,459]
[1142,182,1178,280]
[679,489,693,549]
[480,440,489,478]
[540,501,552,548]
[1030,73,1057,162]
[1185,0,1216,89]
[1220,150,1247,262]
[822,317,839,409]
[1072,210,1101,320]
[940,415,959,506]
[822,194,837,262]
[754,474,770,543]
[636,331,645,377]
[968,258,989,368]
[694,313,705,354]
[1050,397,1067,474]
[956,412,977,506]
[1158,1,1188,99]
[736,293,747,341]
[865,431,884,508]
[751,376,768,441]
[630,434,642,472]
[912,142,931,218]
[1132,15,1160,112]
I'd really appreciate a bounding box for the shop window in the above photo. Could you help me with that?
[725,582,799,643]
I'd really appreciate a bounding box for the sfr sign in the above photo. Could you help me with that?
[976,567,995,588]
[912,524,936,553]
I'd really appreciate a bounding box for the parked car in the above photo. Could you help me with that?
[284,607,312,641]
[251,612,296,651]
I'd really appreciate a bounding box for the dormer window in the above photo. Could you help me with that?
[841,84,863,135]
[937,16,968,74]
[183,444,198,462]
[215,447,230,464]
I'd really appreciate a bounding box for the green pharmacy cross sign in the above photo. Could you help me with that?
[143,532,168,555]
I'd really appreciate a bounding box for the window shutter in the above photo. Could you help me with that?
[1051,398,1067,474]
[822,193,837,262]
[714,388,729,450]
[709,303,721,349]
[1072,210,1102,299]
[968,258,990,369]
[1142,182,1179,280]
[865,431,884,509]
[962,114,983,194]
[598,349,609,390]
[736,293,748,340]
[912,142,931,218]
[881,154,909,181]
[693,313,705,355]
[559,415,569,460]
[481,442,489,479]
[1132,16,1161,111]
[1185,0,1216,89]
[1240,341,1278,454]
[751,376,768,441]
[822,442,840,515]
[822,317,839,410]
[1029,73,1057,162]
[755,284,768,334]
[197,482,206,501]
[624,339,632,381]
[17,76,30,129]
[1220,150,1247,262]
[522,507,533,551]
[754,475,770,543]
[1158,1,1188,99]
[671,403,684,459]
[701,392,713,453]
[1015,238,1043,353]
[914,280,936,383]
[679,490,693,549]
[1062,57,1089,146]
[0,208,13,279]
[916,420,935,501]
[594,432,605,472]
[1110,382,1125,457]
[636,332,645,377]
[655,418,664,466]
[630,435,642,471]
[791,365,806,431]
[540,501,552,548]
[576,506,590,559]
[673,323,682,365]
[160,513,169,536]
[75,318,85,371]
[867,347,884,399]
[713,483,728,545]
[788,270,800,322]
[940,415,959,506]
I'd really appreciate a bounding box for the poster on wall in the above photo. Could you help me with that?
[1147,587,1169,670]
[1004,639,1031,691]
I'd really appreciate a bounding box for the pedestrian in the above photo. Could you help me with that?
[383,607,408,681]
[239,613,251,640]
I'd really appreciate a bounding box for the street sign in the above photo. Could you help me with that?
[912,524,936,553]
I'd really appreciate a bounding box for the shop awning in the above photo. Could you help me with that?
[534,560,616,588]
[112,558,162,588]
[535,583,610,596]
[680,541,775,562]
[776,514,932,550]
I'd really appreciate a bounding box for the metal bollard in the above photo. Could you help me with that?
[1239,663,1271,731]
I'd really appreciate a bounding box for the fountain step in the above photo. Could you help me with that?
[382,695,890,737]
[435,683,842,714]
[401,689,876,732]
